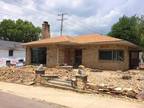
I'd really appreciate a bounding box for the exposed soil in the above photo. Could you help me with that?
[85,69,144,92]
[0,65,74,84]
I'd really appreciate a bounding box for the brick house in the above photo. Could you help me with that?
[23,21,140,70]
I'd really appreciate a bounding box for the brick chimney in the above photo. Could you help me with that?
[42,21,50,39]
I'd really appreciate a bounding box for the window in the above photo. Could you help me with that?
[99,50,112,60]
[6,60,11,66]
[31,47,47,64]
[18,59,24,63]
[113,50,124,61]
[99,50,124,61]
[9,50,13,56]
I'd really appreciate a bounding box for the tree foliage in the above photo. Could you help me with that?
[0,19,41,42]
[108,15,144,47]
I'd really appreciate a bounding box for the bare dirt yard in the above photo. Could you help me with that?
[86,69,144,92]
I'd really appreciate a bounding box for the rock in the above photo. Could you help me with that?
[98,83,107,88]
[136,91,144,100]
[137,77,144,81]
[24,81,35,86]
[111,87,123,94]
[86,83,97,90]
[122,75,132,80]
[123,88,137,98]
[126,90,137,98]
[114,87,122,91]
[91,69,103,72]
[98,88,109,92]
[97,84,109,92]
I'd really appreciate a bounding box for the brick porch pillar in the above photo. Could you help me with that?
[75,75,88,90]
[26,47,31,65]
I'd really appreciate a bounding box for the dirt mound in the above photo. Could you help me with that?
[0,66,75,84]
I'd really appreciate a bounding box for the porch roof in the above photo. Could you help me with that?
[22,34,138,48]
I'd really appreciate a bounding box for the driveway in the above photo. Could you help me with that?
[0,82,143,108]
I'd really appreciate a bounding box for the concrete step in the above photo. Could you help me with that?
[42,82,74,91]
[41,75,59,80]
[47,79,72,87]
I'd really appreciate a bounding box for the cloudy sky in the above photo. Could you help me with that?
[0,0,144,36]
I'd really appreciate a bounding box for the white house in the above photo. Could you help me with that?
[0,40,25,67]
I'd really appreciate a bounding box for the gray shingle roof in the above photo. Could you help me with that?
[0,40,24,50]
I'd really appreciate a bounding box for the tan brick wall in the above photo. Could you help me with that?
[46,46,58,67]
[82,44,129,70]
[25,44,130,70]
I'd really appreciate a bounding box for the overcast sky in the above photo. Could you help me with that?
[0,0,144,36]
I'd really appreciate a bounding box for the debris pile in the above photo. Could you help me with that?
[0,67,35,85]
[0,65,75,85]
[45,68,75,80]
[87,83,138,99]
[0,65,144,100]
[86,69,144,92]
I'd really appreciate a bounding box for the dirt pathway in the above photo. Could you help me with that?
[0,82,143,108]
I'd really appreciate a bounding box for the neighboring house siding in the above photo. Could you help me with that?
[82,45,129,70]
[0,49,25,67]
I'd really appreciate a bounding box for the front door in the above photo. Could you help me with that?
[129,51,139,69]
[64,48,71,65]
[74,49,82,67]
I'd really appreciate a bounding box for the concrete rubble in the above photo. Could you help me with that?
[87,83,138,99]
[136,91,144,100]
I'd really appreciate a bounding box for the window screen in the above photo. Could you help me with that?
[113,50,124,61]
[99,50,124,61]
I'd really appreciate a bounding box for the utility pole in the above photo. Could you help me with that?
[58,13,67,36]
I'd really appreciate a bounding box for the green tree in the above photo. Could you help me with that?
[0,19,41,42]
[108,15,144,46]
[137,16,144,47]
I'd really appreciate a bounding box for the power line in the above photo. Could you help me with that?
[58,13,67,36]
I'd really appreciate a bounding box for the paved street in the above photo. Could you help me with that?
[0,91,67,108]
